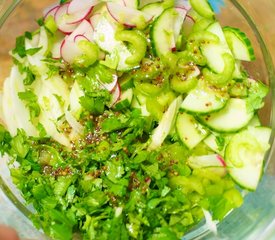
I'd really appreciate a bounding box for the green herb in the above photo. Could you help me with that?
[12,36,26,58]
[23,67,36,85]
[24,31,33,40]
[246,80,269,112]
[18,90,40,120]
[26,47,42,56]
[215,135,225,151]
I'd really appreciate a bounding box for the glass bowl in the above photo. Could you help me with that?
[0,0,274,239]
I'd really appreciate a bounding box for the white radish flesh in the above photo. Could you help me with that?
[68,0,99,14]
[43,3,59,19]
[100,74,118,92]
[54,4,80,33]
[106,2,152,28]
[109,83,121,107]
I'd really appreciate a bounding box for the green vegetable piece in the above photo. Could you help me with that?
[10,130,30,158]
[53,176,75,197]
[44,15,58,34]
[187,31,219,48]
[135,82,163,96]
[18,90,41,120]
[37,145,64,167]
[151,227,179,240]
[190,0,215,19]
[223,26,255,61]
[229,81,249,98]
[192,18,215,32]
[170,70,198,94]
[115,30,147,65]
[203,53,235,86]
[12,36,26,58]
[74,40,99,67]
[246,79,269,112]
[169,176,205,195]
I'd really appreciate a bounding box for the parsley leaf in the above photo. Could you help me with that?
[12,36,26,58]
[26,47,42,56]
[18,90,41,120]
[215,135,225,151]
[246,80,269,112]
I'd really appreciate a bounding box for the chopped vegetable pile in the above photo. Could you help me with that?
[0,0,272,239]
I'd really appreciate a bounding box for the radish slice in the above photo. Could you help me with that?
[100,74,118,92]
[68,0,99,14]
[175,0,192,11]
[90,13,102,29]
[43,3,60,19]
[174,7,187,42]
[69,19,94,42]
[66,7,93,24]
[61,35,88,64]
[74,34,90,42]
[187,154,227,177]
[106,2,153,28]
[109,83,121,107]
[55,4,79,33]
[124,0,138,9]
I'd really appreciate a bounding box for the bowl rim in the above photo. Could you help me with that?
[0,0,274,239]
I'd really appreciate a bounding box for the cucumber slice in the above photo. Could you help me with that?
[203,22,244,80]
[204,134,226,155]
[176,112,209,149]
[180,80,229,114]
[113,88,133,110]
[148,96,182,150]
[201,43,225,73]
[223,26,255,61]
[150,8,183,56]
[190,0,214,19]
[198,98,254,133]
[225,127,271,190]
[131,94,150,116]
[141,2,165,20]
[207,21,228,45]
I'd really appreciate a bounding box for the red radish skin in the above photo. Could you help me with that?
[52,39,63,59]
[188,154,227,177]
[55,4,79,34]
[216,155,227,167]
[68,0,99,14]
[175,6,188,17]
[100,75,118,92]
[68,20,94,42]
[74,34,90,43]
[109,83,121,106]
[66,7,93,24]
[60,36,88,63]
[106,2,152,28]
[175,0,192,11]
[186,14,195,23]
[44,4,59,20]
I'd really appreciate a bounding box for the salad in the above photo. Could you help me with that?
[0,0,272,239]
